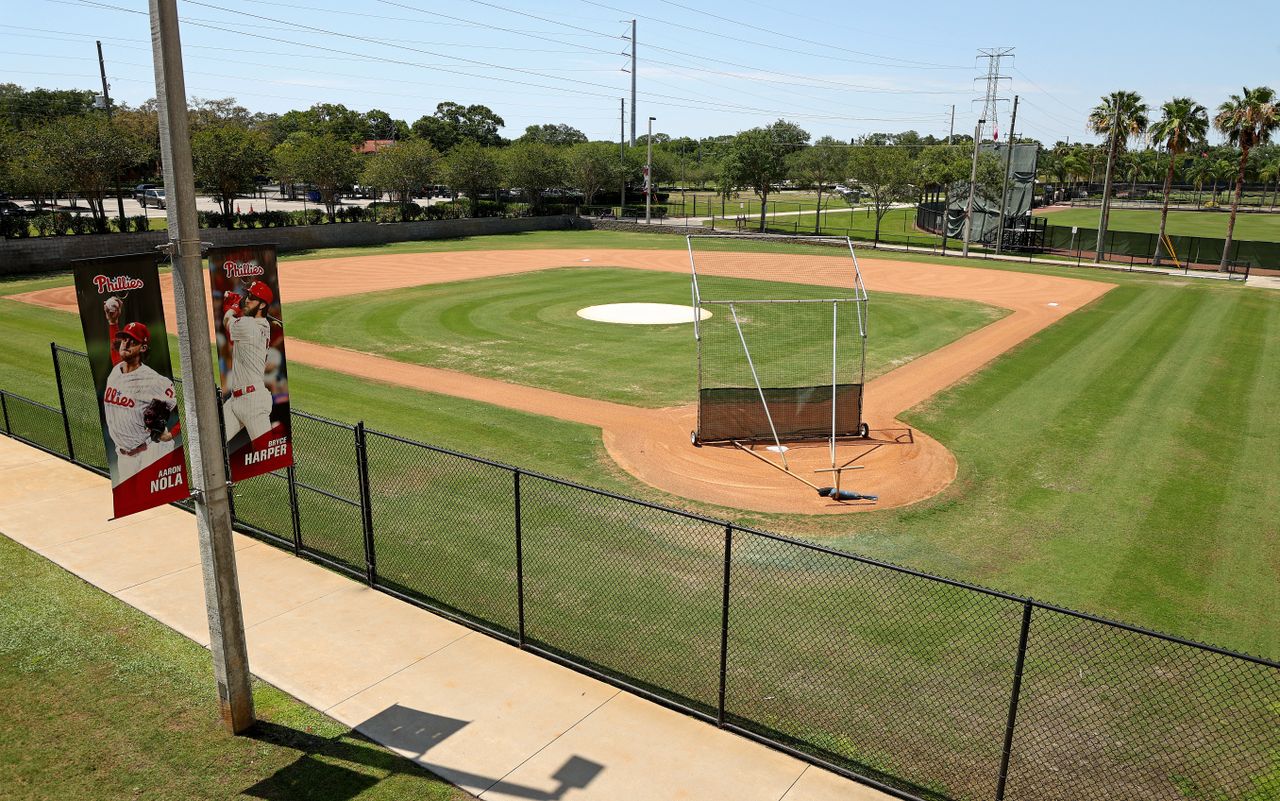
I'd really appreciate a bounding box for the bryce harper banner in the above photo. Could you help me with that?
[72,253,189,518]
[207,245,293,482]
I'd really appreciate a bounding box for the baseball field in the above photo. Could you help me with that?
[2,228,1277,664]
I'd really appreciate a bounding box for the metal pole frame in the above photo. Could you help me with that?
[716,523,733,726]
[994,601,1034,800]
[0,390,10,435]
[728,303,787,469]
[286,462,302,556]
[355,421,377,587]
[50,342,76,462]
[515,468,526,646]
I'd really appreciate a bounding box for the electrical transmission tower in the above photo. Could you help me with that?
[974,47,1013,140]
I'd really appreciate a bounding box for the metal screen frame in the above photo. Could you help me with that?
[688,234,869,448]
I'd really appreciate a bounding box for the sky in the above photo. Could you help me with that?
[4,0,1279,147]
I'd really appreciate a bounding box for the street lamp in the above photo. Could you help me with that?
[645,116,656,224]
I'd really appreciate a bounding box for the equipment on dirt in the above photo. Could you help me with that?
[689,233,873,501]
[143,398,173,442]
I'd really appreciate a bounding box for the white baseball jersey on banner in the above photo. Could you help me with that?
[103,362,175,451]
[225,312,270,391]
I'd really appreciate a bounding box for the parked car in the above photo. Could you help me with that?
[133,183,157,200]
[140,188,166,209]
[0,200,32,217]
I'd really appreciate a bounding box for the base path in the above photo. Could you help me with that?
[17,248,1112,514]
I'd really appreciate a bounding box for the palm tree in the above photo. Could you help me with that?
[1187,154,1213,205]
[1213,86,1280,270]
[1208,158,1234,205]
[1148,97,1209,263]
[1088,91,1149,263]
[1261,155,1280,210]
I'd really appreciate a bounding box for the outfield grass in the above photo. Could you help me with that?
[1041,207,1280,241]
[287,267,1003,408]
[0,535,468,801]
[703,206,941,246]
[1,231,1276,661]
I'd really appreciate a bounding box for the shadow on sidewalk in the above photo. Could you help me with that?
[241,704,602,800]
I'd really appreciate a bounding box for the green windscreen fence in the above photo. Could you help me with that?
[1043,225,1280,269]
[947,142,1039,242]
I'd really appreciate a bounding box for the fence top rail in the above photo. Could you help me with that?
[294,408,357,431]
[0,390,61,414]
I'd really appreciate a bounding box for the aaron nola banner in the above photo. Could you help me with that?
[72,253,189,518]
[207,245,293,482]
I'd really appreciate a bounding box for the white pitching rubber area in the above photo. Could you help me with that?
[577,303,712,325]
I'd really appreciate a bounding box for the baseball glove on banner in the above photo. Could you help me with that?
[143,398,174,442]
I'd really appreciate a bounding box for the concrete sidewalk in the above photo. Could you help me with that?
[0,436,891,801]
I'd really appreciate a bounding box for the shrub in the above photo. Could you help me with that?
[423,201,466,220]
[132,215,150,232]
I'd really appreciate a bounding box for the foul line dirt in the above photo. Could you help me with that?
[16,248,1112,515]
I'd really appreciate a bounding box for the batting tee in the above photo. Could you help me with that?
[687,234,869,459]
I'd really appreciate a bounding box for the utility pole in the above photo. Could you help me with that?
[1095,102,1121,263]
[148,0,255,735]
[948,104,955,145]
[619,97,626,211]
[994,95,1019,255]
[645,116,655,223]
[962,119,984,258]
[96,41,128,227]
[629,20,637,147]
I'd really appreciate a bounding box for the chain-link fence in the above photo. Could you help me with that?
[3,344,1276,801]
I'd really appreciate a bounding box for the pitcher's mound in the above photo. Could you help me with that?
[577,303,711,325]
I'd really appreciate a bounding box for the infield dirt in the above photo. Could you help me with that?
[17,248,1112,514]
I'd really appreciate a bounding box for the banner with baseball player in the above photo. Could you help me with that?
[72,253,189,518]
[207,245,293,482]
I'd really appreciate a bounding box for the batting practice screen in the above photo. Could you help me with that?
[688,235,868,445]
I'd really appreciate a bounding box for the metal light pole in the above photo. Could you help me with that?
[994,95,1019,255]
[645,116,655,224]
[630,20,637,147]
[96,41,128,227]
[149,0,255,735]
[962,119,984,258]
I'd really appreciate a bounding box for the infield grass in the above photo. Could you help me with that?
[1039,207,1280,241]
[286,267,1004,408]
[0,535,468,801]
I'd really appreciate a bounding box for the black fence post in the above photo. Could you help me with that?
[214,389,236,523]
[717,523,734,727]
[515,468,525,647]
[286,462,302,556]
[354,421,376,587]
[1,390,10,435]
[995,600,1034,801]
[50,343,75,462]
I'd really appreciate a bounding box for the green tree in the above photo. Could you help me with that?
[0,84,96,130]
[360,139,441,220]
[503,140,565,211]
[786,136,847,233]
[1088,90,1148,261]
[271,133,363,222]
[441,141,504,215]
[722,119,810,232]
[565,141,617,206]
[40,114,148,231]
[844,143,915,244]
[192,124,270,221]
[363,109,410,141]
[519,123,587,147]
[412,102,505,151]
[1147,97,1209,263]
[1213,86,1279,269]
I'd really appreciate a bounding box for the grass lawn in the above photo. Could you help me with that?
[0,535,468,801]
[286,267,1003,408]
[1040,207,1280,241]
[1,230,1276,662]
[702,206,941,246]
[2,231,1277,801]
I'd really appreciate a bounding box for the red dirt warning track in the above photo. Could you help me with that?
[17,249,1112,514]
